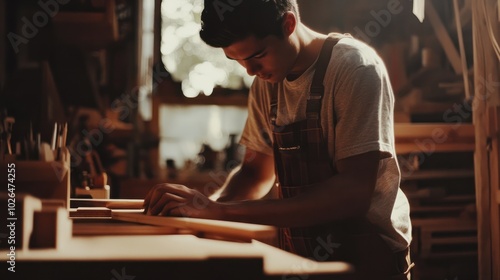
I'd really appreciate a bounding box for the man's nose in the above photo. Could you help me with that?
[242,60,261,76]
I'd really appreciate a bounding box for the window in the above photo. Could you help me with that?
[158,0,250,173]
[161,0,253,98]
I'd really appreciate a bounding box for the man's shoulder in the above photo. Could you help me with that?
[332,36,380,64]
[326,36,385,78]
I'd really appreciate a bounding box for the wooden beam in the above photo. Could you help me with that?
[426,1,463,74]
[472,0,500,278]
[488,106,500,280]
[453,0,472,100]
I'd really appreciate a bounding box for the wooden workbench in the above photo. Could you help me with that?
[1,199,354,280]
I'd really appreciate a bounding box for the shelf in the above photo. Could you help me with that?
[402,169,475,181]
[394,123,475,154]
[397,122,479,261]
[414,217,478,259]
[410,205,467,217]
[411,217,477,227]
[158,94,248,107]
[51,0,119,49]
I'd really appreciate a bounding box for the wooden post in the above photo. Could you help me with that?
[472,0,500,279]
[488,107,500,280]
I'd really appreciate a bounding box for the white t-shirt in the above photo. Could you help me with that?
[240,36,412,252]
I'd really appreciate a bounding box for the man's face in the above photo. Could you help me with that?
[222,34,296,83]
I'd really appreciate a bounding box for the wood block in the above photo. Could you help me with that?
[30,206,72,249]
[0,194,42,250]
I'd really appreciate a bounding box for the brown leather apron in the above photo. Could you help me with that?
[271,33,413,279]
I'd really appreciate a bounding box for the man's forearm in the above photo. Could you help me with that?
[214,151,380,228]
[219,171,375,228]
[216,165,275,202]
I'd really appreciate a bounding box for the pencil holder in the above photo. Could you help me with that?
[0,147,71,209]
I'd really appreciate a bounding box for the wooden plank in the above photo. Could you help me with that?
[412,217,477,227]
[396,143,475,154]
[402,169,475,180]
[395,123,475,140]
[410,205,466,214]
[112,212,277,243]
[395,123,475,154]
[422,251,477,259]
[428,237,477,245]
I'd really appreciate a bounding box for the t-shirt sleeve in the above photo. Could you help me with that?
[333,62,395,161]
[239,80,274,156]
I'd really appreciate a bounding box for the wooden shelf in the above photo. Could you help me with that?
[51,0,119,49]
[154,78,249,107]
[155,91,248,107]
[402,169,475,181]
[395,123,475,154]
[395,123,478,261]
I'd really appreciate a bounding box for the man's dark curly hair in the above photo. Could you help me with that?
[200,0,299,48]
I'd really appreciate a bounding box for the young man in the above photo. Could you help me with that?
[144,0,413,278]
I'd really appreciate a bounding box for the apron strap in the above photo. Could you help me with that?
[269,33,352,124]
[306,33,352,120]
[270,83,278,126]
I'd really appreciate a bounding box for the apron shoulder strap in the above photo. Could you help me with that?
[306,33,351,119]
[269,33,352,123]
[270,83,278,126]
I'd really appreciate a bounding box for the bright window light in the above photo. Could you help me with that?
[161,0,253,98]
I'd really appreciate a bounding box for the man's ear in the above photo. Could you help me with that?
[282,12,296,37]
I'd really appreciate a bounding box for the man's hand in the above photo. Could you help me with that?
[143,183,223,219]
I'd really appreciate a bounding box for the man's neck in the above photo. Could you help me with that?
[286,24,328,81]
